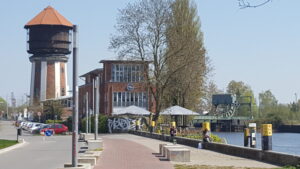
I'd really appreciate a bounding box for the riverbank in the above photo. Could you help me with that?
[213,132,300,156]
[277,125,300,133]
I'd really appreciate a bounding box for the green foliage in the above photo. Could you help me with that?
[178,133,225,143]
[282,165,300,169]
[0,139,18,149]
[45,120,63,124]
[62,117,72,131]
[0,97,7,109]
[43,100,63,122]
[226,80,257,117]
[81,114,109,133]
[164,0,207,111]
[93,148,103,151]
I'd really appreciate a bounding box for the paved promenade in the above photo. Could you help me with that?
[94,137,174,169]
[95,134,279,169]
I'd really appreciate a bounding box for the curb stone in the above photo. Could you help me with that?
[0,139,28,155]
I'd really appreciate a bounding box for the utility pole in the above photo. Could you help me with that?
[86,92,89,133]
[94,76,99,140]
[92,78,95,133]
[72,25,78,167]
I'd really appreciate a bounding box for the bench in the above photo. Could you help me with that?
[166,148,190,162]
[162,145,184,157]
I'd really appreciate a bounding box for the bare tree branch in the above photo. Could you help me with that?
[238,0,272,9]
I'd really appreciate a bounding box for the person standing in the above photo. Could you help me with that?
[170,126,176,143]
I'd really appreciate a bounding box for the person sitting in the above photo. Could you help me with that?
[202,128,211,143]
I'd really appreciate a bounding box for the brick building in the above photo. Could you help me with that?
[79,60,155,117]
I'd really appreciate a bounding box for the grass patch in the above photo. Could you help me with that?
[0,139,18,149]
[93,148,103,151]
[174,165,281,169]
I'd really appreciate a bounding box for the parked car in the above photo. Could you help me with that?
[31,124,50,134]
[40,124,68,134]
[24,122,33,131]
[29,123,43,133]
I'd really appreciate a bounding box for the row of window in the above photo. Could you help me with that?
[113,92,148,108]
[111,64,144,82]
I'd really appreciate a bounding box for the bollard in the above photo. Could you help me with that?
[17,128,22,142]
[244,128,250,147]
[262,124,272,151]
[136,120,140,131]
[150,121,155,133]
[249,123,256,148]
[171,121,176,127]
[202,122,210,131]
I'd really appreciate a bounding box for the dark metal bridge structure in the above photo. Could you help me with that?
[194,94,253,131]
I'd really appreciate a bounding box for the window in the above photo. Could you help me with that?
[113,93,117,107]
[111,63,145,82]
[113,92,148,108]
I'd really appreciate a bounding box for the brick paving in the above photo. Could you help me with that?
[94,134,279,169]
[94,137,174,169]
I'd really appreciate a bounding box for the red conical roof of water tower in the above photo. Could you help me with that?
[24,6,73,28]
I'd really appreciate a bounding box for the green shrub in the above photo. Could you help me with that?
[62,117,72,131]
[80,114,109,133]
[179,133,224,143]
[45,120,63,124]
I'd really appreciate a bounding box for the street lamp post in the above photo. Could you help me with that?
[72,25,79,167]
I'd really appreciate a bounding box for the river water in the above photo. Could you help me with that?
[213,132,300,156]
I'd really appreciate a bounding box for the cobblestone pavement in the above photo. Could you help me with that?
[95,134,279,169]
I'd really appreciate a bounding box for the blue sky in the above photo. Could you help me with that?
[0,0,300,105]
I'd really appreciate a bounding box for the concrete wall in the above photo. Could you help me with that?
[130,131,300,166]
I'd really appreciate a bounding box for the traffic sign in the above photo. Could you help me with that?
[45,129,54,136]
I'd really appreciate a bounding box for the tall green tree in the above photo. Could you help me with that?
[0,97,7,117]
[226,80,257,117]
[110,0,172,120]
[164,0,208,111]
[258,90,277,116]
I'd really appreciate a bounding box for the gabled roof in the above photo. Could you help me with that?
[24,6,73,28]
[100,60,152,64]
[80,68,103,78]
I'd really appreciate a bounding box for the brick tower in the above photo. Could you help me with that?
[24,6,73,105]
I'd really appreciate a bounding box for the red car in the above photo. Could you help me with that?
[40,124,68,134]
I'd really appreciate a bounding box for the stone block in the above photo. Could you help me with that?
[166,148,190,162]
[80,152,101,160]
[85,150,102,157]
[87,140,103,151]
[81,133,95,141]
[162,145,183,157]
[78,157,97,166]
[159,143,173,155]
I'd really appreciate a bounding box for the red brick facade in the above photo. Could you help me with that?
[79,60,155,116]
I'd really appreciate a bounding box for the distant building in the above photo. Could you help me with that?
[79,60,155,116]
[24,6,73,106]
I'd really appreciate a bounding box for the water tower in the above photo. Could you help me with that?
[24,6,73,105]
